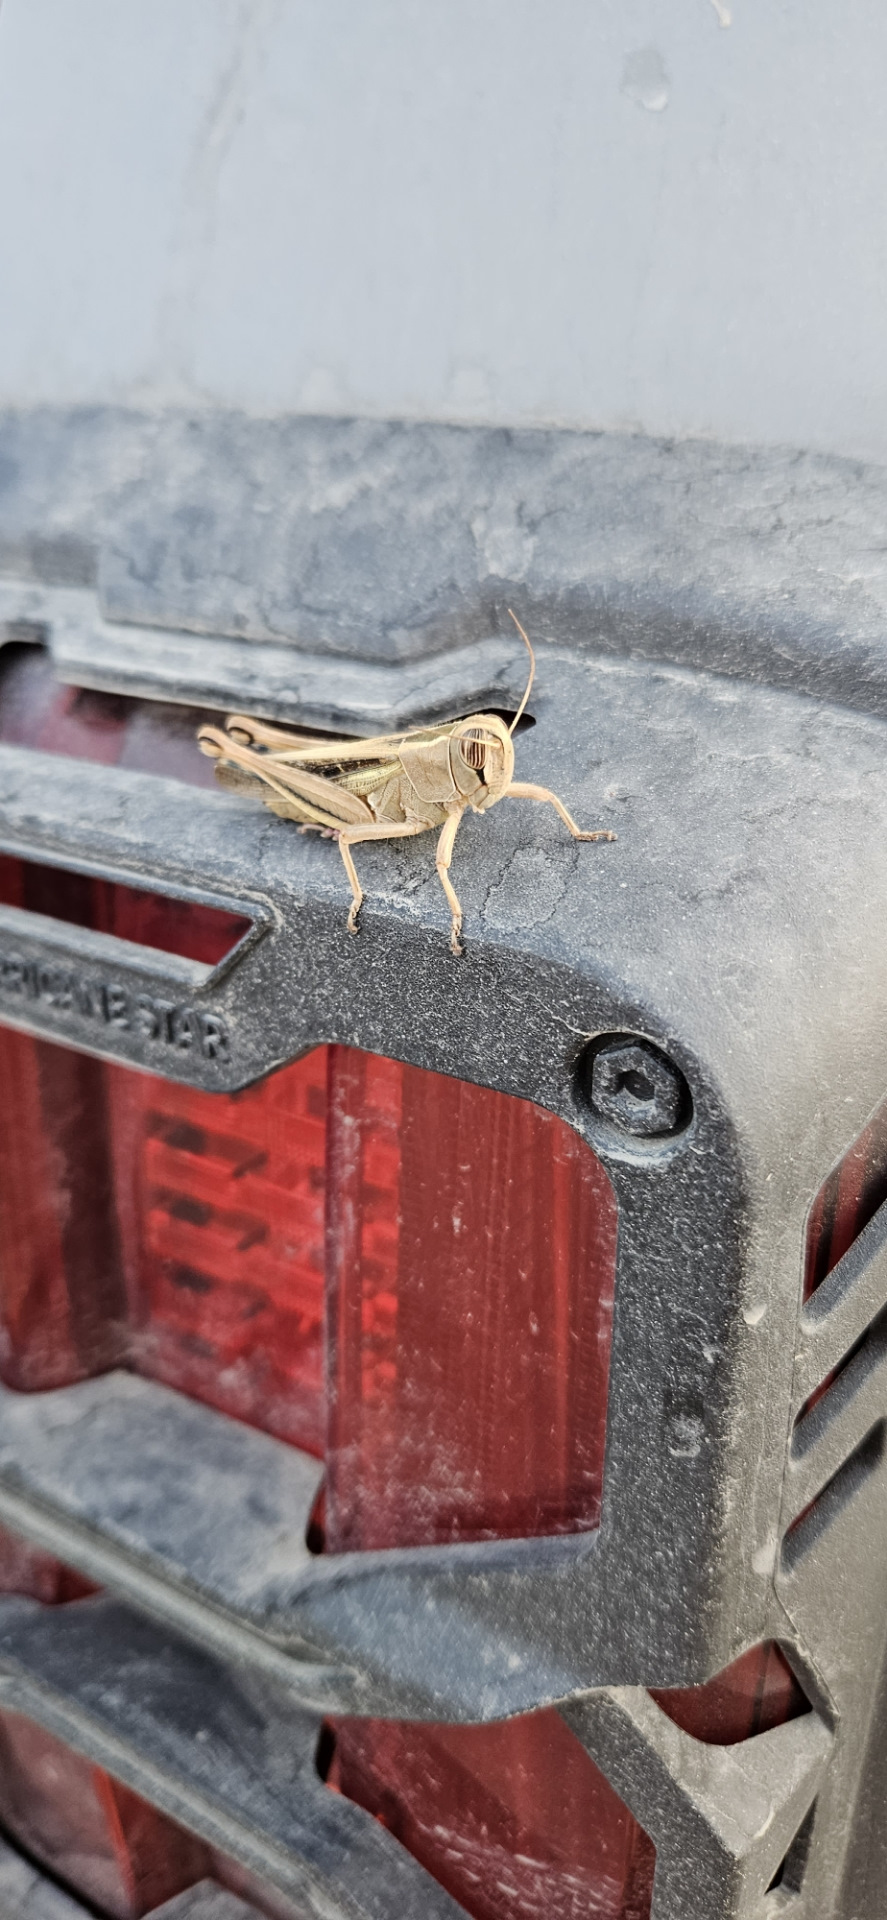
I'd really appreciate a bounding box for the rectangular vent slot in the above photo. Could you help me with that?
[651,1643,810,1745]
[794,1304,887,1442]
[0,853,253,969]
[805,1095,887,1298]
[782,1423,885,1571]
[0,1705,212,1917]
[766,1801,816,1896]
[0,641,219,788]
[319,1710,657,1920]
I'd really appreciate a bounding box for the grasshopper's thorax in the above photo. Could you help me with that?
[449,715,515,811]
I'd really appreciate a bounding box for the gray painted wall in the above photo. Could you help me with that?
[0,0,884,459]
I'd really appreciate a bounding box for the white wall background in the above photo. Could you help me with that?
[0,0,885,460]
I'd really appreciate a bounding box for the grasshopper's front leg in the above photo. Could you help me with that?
[435,809,466,957]
[505,783,617,842]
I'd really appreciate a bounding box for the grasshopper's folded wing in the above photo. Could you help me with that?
[223,716,455,767]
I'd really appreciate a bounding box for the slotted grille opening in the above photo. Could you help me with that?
[766,1801,817,1896]
[0,853,252,970]
[0,1677,284,1920]
[799,1095,887,1433]
[805,1093,887,1299]
[324,1046,618,1550]
[782,1423,886,1572]
[0,643,255,972]
[651,1643,811,1745]
[0,642,221,788]
[0,1510,241,1920]
[794,1305,887,1443]
[0,641,817,1920]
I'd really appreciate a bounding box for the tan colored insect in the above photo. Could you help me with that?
[197,612,615,956]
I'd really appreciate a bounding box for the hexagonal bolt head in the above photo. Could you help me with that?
[588,1039,689,1138]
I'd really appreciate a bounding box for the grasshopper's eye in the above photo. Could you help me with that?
[460,730,488,773]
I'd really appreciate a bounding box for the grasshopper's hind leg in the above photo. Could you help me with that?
[436,810,465,957]
[336,821,429,936]
[505,782,616,842]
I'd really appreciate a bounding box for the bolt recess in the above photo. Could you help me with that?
[585,1037,690,1139]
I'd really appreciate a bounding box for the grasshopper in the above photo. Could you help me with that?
[197,612,615,956]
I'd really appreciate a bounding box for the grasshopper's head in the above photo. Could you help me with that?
[449,715,515,809]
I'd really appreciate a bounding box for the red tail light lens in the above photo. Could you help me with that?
[0,1029,126,1389]
[0,649,804,1920]
[0,1711,212,1920]
[106,1054,328,1453]
[325,1045,618,1551]
[0,1027,328,1450]
[325,1713,656,1920]
[321,1047,659,1920]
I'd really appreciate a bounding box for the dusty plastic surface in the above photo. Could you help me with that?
[0,412,885,1913]
[152,1887,265,1920]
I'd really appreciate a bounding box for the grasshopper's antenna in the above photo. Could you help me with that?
[506,608,536,735]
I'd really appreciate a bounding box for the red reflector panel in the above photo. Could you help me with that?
[0,1025,328,1453]
[322,1047,653,1920]
[0,1712,212,1919]
[324,1712,656,1920]
[0,1028,126,1389]
[0,852,251,968]
[108,1055,327,1454]
[325,1045,618,1550]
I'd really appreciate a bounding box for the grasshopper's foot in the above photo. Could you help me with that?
[346,904,361,936]
[450,918,464,958]
[578,829,617,842]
